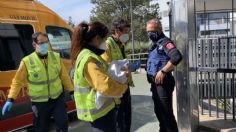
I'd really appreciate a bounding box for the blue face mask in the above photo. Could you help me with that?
[36,43,48,55]
[147,32,159,42]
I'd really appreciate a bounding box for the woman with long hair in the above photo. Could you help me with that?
[71,21,128,132]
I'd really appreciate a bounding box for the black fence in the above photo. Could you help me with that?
[196,37,236,121]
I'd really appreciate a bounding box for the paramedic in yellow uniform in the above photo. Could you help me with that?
[101,17,140,132]
[70,21,128,132]
[1,32,74,132]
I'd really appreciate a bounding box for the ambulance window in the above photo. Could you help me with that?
[46,26,71,59]
[0,24,34,71]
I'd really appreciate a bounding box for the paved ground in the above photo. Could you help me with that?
[68,71,160,132]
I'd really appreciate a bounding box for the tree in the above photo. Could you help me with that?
[68,16,75,28]
[90,0,160,42]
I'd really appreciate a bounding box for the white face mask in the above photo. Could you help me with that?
[98,42,106,50]
[119,34,129,43]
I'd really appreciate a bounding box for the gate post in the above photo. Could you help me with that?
[172,0,199,131]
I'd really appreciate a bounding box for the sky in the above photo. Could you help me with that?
[39,0,94,24]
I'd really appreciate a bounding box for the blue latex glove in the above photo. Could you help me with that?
[134,60,141,68]
[129,60,141,72]
[2,101,13,115]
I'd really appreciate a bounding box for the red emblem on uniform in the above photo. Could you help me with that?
[166,43,174,49]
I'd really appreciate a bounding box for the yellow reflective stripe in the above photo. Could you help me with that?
[28,76,59,85]
[77,99,114,115]
[30,88,63,100]
[74,85,91,93]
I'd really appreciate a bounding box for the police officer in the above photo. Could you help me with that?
[1,32,74,132]
[71,21,128,132]
[146,19,182,132]
[101,17,139,132]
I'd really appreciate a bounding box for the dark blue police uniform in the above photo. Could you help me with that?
[146,34,182,132]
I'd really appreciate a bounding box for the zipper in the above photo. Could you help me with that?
[43,58,50,99]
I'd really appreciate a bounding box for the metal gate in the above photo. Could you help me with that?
[196,37,236,121]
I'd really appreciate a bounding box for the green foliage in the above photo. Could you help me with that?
[90,0,160,42]
[125,41,150,54]
[68,16,75,28]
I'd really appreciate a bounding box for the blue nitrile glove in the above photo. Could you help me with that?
[129,60,141,72]
[129,63,137,72]
[134,60,141,69]
[2,100,13,115]
[69,92,74,101]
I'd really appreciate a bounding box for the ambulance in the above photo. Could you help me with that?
[0,0,76,131]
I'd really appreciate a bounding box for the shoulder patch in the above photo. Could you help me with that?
[166,43,175,49]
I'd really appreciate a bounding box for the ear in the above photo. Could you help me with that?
[114,30,121,38]
[32,42,37,49]
[95,35,100,40]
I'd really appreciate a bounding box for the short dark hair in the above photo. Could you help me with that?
[32,32,48,43]
[111,17,130,34]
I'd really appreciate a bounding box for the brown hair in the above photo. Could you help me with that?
[111,17,130,34]
[32,32,48,43]
[70,21,109,65]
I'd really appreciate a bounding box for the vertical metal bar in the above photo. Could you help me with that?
[201,40,204,67]
[205,40,207,67]
[234,38,236,69]
[207,39,209,67]
[218,38,221,68]
[232,0,235,37]
[208,72,211,116]
[215,72,219,118]
[204,1,206,38]
[227,38,230,69]
[226,13,229,69]
[233,73,235,121]
[231,39,233,68]
[200,72,204,115]
[213,39,215,67]
[231,0,235,68]
[227,12,229,37]
[210,39,213,67]
[224,73,227,120]
[204,72,207,109]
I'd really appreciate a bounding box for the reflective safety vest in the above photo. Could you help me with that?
[73,48,115,122]
[106,37,123,60]
[106,37,134,87]
[23,51,63,102]
[146,37,171,77]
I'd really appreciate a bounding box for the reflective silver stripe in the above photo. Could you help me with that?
[77,99,114,115]
[30,88,63,100]
[74,85,91,93]
[28,76,59,85]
